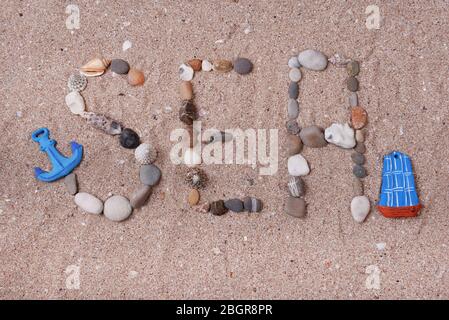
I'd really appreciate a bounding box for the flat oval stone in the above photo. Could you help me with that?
[351,106,368,129]
[353,165,367,178]
[288,56,301,68]
[347,76,359,92]
[242,197,262,212]
[286,120,300,135]
[297,49,328,71]
[287,99,299,119]
[299,125,327,148]
[119,128,140,149]
[180,81,193,100]
[233,58,253,75]
[347,61,360,76]
[353,177,364,196]
[348,92,358,107]
[139,164,162,186]
[104,195,132,222]
[351,195,370,223]
[351,152,365,165]
[288,176,305,197]
[65,91,85,115]
[210,200,228,216]
[224,198,244,212]
[286,134,303,156]
[288,82,299,99]
[285,196,306,218]
[110,59,130,74]
[74,192,103,215]
[213,59,233,72]
[64,173,78,195]
[127,68,145,86]
[354,141,366,154]
[289,68,302,82]
[188,189,200,206]
[130,185,152,209]
[288,154,310,176]
[355,129,365,143]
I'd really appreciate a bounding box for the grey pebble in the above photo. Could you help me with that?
[64,173,78,195]
[299,125,327,148]
[288,176,305,197]
[139,164,161,186]
[351,152,365,165]
[353,177,364,196]
[286,120,300,135]
[110,59,130,74]
[288,81,299,99]
[130,185,152,209]
[285,196,306,218]
[347,61,360,77]
[233,58,253,75]
[349,92,358,107]
[353,165,367,178]
[243,197,262,212]
[347,76,359,92]
[354,141,366,154]
[287,99,299,119]
[224,199,244,212]
[288,56,301,68]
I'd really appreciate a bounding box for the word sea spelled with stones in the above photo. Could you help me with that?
[285,50,370,222]
[63,57,161,222]
[178,57,262,215]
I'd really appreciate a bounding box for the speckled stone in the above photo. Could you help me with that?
[353,165,367,178]
[347,76,359,92]
[299,125,327,148]
[351,152,365,165]
[287,99,299,119]
[354,141,366,154]
[351,106,368,129]
[233,58,253,75]
[119,128,140,149]
[224,199,244,212]
[286,120,300,135]
[110,59,130,74]
[210,200,228,216]
[287,134,303,155]
[130,185,152,209]
[288,81,299,99]
[285,196,306,218]
[347,60,360,77]
[139,164,162,186]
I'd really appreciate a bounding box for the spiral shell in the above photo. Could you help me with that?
[80,58,111,77]
[134,143,158,165]
[67,73,87,92]
[185,168,208,189]
[82,112,122,135]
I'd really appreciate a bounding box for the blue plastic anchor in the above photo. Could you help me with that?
[32,128,83,182]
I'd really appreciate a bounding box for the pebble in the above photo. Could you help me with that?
[287,134,303,155]
[119,128,140,149]
[285,196,306,218]
[347,76,359,92]
[349,92,358,107]
[297,49,328,71]
[288,176,305,197]
[127,68,145,86]
[288,154,310,176]
[351,195,370,223]
[351,106,368,129]
[288,56,301,68]
[195,202,210,213]
[188,189,200,206]
[324,123,356,149]
[130,185,152,209]
[184,148,202,166]
[83,112,122,135]
[179,63,194,81]
[224,199,244,212]
[288,81,299,99]
[347,60,360,77]
[201,60,213,72]
[64,173,78,195]
[354,141,366,154]
[74,192,103,215]
[352,177,364,196]
[287,99,299,119]
[139,164,162,186]
[135,143,157,164]
[233,58,253,75]
[179,100,197,125]
[242,197,262,212]
[110,59,130,74]
[299,125,327,148]
[286,120,300,135]
[355,129,365,143]
[104,195,132,222]
[179,81,193,100]
[351,152,365,165]
[65,91,85,115]
[213,59,233,72]
[289,68,302,82]
[188,58,202,71]
[67,74,87,92]
[210,200,228,216]
[353,165,367,178]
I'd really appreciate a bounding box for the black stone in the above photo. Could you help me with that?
[119,128,140,149]
[288,81,299,99]
[110,59,130,74]
[353,165,367,178]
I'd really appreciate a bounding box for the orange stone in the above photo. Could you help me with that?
[188,59,202,71]
[180,81,193,100]
[127,68,145,86]
[351,106,368,129]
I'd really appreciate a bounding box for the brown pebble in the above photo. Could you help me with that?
[188,59,202,71]
[347,61,360,77]
[347,76,359,92]
[188,189,200,206]
[195,202,210,213]
[180,81,193,100]
[127,68,145,86]
[130,185,152,209]
[355,129,365,143]
[354,142,366,154]
[351,106,368,129]
[285,197,306,218]
[213,59,233,72]
[353,177,364,196]
[287,134,303,156]
[210,200,228,215]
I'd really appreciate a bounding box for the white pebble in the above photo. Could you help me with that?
[202,60,213,72]
[74,192,103,215]
[179,63,194,81]
[324,123,356,149]
[122,40,132,51]
[351,196,370,223]
[104,195,132,222]
[297,49,328,71]
[287,154,310,176]
[376,242,386,251]
[288,56,301,68]
[289,68,302,82]
[65,91,85,115]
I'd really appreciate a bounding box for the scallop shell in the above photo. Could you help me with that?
[185,168,208,189]
[82,112,122,135]
[80,58,111,77]
[67,74,87,92]
[134,143,158,165]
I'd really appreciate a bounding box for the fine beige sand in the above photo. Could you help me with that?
[0,0,448,299]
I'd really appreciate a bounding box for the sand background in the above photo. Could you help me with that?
[0,0,448,299]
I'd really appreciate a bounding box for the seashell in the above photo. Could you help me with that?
[67,73,87,92]
[80,58,110,77]
[134,143,158,165]
[65,91,85,115]
[183,148,202,167]
[179,100,197,125]
[201,60,213,72]
[127,68,145,86]
[213,59,233,72]
[185,168,208,189]
[324,123,356,149]
[179,63,194,81]
[83,112,123,135]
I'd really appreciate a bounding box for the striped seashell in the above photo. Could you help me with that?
[288,176,305,197]
[82,112,122,135]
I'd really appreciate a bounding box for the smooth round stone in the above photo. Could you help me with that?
[289,68,302,82]
[242,197,262,212]
[104,195,132,222]
[110,59,130,74]
[354,141,366,154]
[286,120,300,135]
[287,99,299,119]
[353,177,364,196]
[188,189,200,206]
[288,56,301,68]
[299,125,327,148]
[139,164,161,186]
[347,76,359,92]
[179,81,193,100]
[65,91,85,115]
[130,185,152,209]
[119,128,140,149]
[188,58,202,71]
[355,129,365,143]
[288,154,310,176]
[210,200,228,216]
[353,165,367,178]
[351,152,365,165]
[224,199,244,212]
[64,173,78,195]
[288,82,299,99]
[213,59,233,72]
[347,61,360,77]
[233,58,253,75]
[74,192,103,215]
[351,195,370,223]
[179,63,194,81]
[286,134,303,156]
[288,176,305,197]
[201,60,213,72]
[297,49,328,71]
[351,106,368,129]
[127,68,145,86]
[349,92,358,107]
[134,143,157,165]
[285,196,306,218]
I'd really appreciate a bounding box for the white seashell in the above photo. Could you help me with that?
[183,148,202,167]
[65,91,85,115]
[201,60,213,72]
[351,196,370,223]
[324,123,356,149]
[134,143,158,165]
[179,63,194,81]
